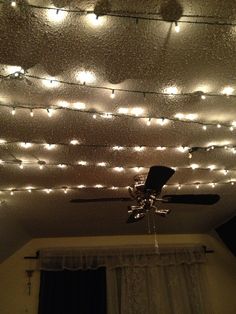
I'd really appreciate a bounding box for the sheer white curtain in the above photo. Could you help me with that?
[107,253,212,314]
[39,246,212,314]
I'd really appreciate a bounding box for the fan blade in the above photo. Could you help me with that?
[126,211,145,223]
[144,166,175,191]
[161,194,220,205]
[70,197,133,203]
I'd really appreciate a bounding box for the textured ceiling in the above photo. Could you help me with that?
[1,0,236,258]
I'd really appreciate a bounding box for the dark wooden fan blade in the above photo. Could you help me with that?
[70,197,133,203]
[161,194,220,205]
[145,166,175,191]
[126,211,145,223]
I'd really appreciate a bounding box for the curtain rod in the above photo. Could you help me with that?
[23,246,214,259]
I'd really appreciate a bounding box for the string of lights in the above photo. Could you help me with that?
[4,0,236,28]
[3,71,236,100]
[0,100,236,132]
[0,158,235,173]
[1,180,235,196]
[0,139,235,156]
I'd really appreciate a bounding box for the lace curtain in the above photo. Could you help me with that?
[38,246,212,314]
[38,246,206,270]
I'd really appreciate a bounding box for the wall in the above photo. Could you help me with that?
[0,234,236,314]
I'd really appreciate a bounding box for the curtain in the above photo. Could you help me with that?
[107,263,212,314]
[38,246,212,314]
[38,268,106,314]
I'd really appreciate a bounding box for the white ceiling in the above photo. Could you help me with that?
[1,0,236,260]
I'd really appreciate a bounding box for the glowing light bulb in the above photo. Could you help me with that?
[93,114,97,119]
[20,142,32,149]
[134,146,145,152]
[165,86,178,95]
[202,125,207,131]
[156,146,166,150]
[87,13,104,27]
[11,1,16,7]
[102,112,112,119]
[110,89,115,99]
[42,78,60,88]
[47,8,67,23]
[19,163,24,170]
[45,189,52,194]
[177,184,181,190]
[77,185,85,188]
[77,71,96,84]
[174,21,180,32]
[110,186,118,190]
[201,95,206,100]
[97,162,107,167]
[78,161,87,166]
[177,146,189,153]
[196,184,200,189]
[208,165,216,171]
[94,184,103,188]
[175,113,184,120]
[114,167,124,172]
[63,188,68,194]
[217,124,221,128]
[231,181,235,185]
[230,126,234,131]
[222,86,234,96]
[70,139,79,145]
[191,164,199,170]
[45,144,56,150]
[47,108,53,117]
[10,190,14,195]
[57,164,67,169]
[11,108,16,115]
[157,118,168,125]
[133,167,144,172]
[223,169,228,175]
[146,118,151,126]
[211,183,216,188]
[73,102,86,110]
[113,146,124,151]
[26,187,32,193]
[38,161,45,170]
[30,109,34,117]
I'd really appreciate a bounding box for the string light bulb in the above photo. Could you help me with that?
[30,109,34,117]
[19,163,24,170]
[11,107,16,116]
[146,118,151,126]
[70,139,79,145]
[114,167,124,172]
[174,21,180,32]
[110,89,115,99]
[93,114,97,119]
[47,108,53,117]
[202,125,207,131]
[196,183,200,189]
[11,1,16,7]
[201,95,206,100]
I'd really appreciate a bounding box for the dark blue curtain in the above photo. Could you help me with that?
[38,268,107,314]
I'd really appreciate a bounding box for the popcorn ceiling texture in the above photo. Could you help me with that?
[0,0,236,260]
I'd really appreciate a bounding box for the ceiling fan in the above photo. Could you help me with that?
[70,166,220,223]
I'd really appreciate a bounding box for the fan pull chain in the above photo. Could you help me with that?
[151,211,159,253]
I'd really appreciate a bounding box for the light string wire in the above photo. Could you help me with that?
[0,139,236,155]
[3,72,236,100]
[1,100,235,130]
[0,72,236,131]
[3,0,236,27]
[0,157,236,173]
[2,180,236,195]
